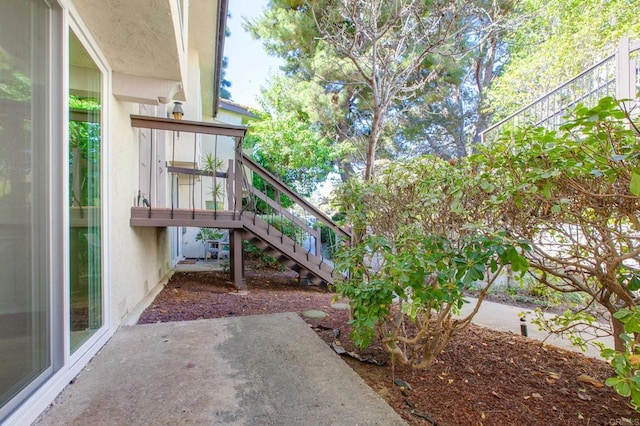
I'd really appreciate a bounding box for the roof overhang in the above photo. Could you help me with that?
[73,0,228,112]
[218,99,258,118]
[190,0,229,117]
[130,114,247,137]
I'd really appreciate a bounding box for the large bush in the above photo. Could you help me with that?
[477,97,640,412]
[478,97,640,352]
[334,156,529,368]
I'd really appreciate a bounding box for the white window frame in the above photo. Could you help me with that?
[66,8,112,369]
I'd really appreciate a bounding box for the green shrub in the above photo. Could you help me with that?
[334,156,530,368]
[259,214,306,245]
[601,307,640,413]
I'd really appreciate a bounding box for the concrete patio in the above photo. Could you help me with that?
[35,312,405,425]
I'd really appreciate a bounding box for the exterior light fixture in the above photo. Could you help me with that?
[172,101,184,120]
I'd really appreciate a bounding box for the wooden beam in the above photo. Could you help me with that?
[130,114,247,137]
[166,166,227,178]
[130,207,243,228]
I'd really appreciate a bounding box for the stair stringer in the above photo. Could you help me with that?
[240,213,334,285]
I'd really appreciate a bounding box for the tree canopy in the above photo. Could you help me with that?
[486,0,640,119]
[247,0,515,179]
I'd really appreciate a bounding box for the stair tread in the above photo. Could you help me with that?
[242,213,333,284]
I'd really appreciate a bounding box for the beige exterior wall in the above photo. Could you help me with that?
[107,99,172,326]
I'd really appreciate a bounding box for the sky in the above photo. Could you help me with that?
[224,0,283,109]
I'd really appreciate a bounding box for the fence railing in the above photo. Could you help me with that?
[482,38,640,143]
[239,153,350,260]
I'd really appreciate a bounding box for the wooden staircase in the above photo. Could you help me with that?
[238,154,347,286]
[128,115,350,289]
[242,213,334,285]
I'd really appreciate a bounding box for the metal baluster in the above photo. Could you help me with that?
[147,129,153,218]
[192,133,196,219]
[214,134,218,219]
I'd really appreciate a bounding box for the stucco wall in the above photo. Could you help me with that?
[108,98,171,326]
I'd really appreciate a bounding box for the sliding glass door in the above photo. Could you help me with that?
[0,0,53,415]
[68,31,103,353]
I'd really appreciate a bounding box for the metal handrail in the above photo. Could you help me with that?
[482,39,640,143]
[241,153,351,241]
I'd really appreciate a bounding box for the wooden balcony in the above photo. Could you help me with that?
[130,207,243,229]
[129,114,351,288]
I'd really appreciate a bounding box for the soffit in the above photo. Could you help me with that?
[73,0,182,81]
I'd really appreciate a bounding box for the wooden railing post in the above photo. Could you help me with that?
[616,38,632,101]
[226,158,234,212]
[235,136,244,216]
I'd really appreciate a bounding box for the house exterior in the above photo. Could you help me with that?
[0,1,230,423]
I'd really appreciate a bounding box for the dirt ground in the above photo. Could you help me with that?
[138,268,639,425]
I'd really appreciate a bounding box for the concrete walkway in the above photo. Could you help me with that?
[459,297,613,359]
[173,259,224,272]
[35,313,405,426]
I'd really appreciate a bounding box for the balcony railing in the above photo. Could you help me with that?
[482,38,640,143]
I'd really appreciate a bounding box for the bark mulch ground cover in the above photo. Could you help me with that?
[138,268,639,425]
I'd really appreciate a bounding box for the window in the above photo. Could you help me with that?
[69,31,103,353]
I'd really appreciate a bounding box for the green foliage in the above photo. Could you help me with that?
[243,240,283,270]
[260,214,306,245]
[487,0,640,119]
[0,49,31,102]
[201,153,225,203]
[336,230,528,350]
[333,156,529,367]
[479,96,640,351]
[529,308,603,353]
[220,56,232,100]
[195,228,223,242]
[69,95,101,207]
[248,0,515,182]
[247,109,335,196]
[201,153,224,173]
[601,307,640,412]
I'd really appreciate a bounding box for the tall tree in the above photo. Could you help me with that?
[308,0,504,179]
[248,0,514,179]
[247,1,368,181]
[220,56,232,100]
[244,94,335,196]
[220,18,232,100]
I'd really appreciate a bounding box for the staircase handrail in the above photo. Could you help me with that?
[482,53,616,143]
[482,38,640,143]
[241,153,351,241]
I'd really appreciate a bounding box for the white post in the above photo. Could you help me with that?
[616,37,632,101]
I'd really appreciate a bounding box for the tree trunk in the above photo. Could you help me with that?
[364,108,385,181]
[337,157,355,183]
[611,315,626,352]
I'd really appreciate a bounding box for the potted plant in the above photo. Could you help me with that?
[207,182,225,210]
[201,153,225,210]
